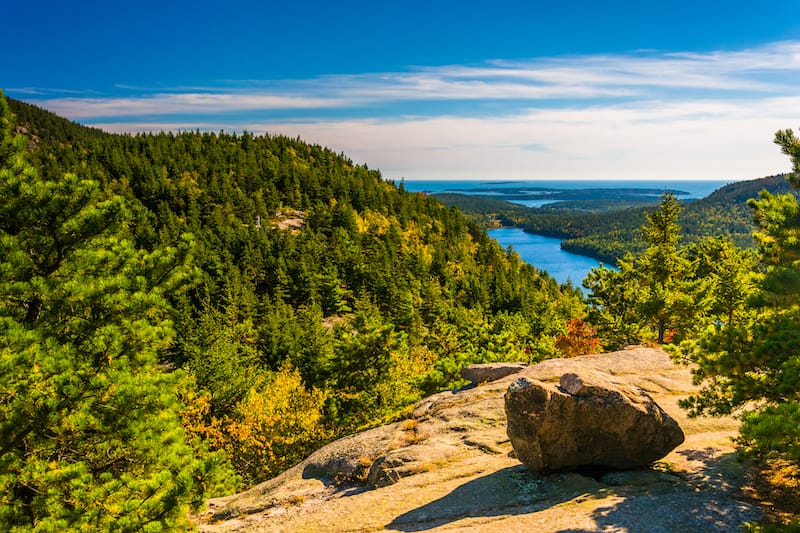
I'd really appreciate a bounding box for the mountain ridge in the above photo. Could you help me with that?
[4,94,584,489]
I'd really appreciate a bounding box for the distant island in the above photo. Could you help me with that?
[430,174,796,263]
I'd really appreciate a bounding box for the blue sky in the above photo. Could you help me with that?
[5,1,800,181]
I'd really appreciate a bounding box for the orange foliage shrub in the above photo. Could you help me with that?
[555,319,602,357]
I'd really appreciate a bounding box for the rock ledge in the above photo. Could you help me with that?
[196,347,756,532]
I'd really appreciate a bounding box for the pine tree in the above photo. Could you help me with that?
[326,301,408,429]
[584,255,648,349]
[679,128,800,466]
[585,193,700,347]
[636,192,695,343]
[0,93,233,530]
[686,236,757,328]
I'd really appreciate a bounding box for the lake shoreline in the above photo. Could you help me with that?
[488,227,611,285]
[489,221,613,267]
[403,179,730,284]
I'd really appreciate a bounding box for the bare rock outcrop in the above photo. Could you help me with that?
[196,347,756,532]
[505,370,685,473]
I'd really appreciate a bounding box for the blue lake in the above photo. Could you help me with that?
[401,179,729,286]
[488,228,609,286]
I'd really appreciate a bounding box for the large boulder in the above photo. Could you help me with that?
[505,370,684,473]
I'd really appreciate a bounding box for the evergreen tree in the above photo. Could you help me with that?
[585,193,700,347]
[679,128,800,467]
[584,255,647,349]
[326,301,408,429]
[0,93,232,530]
[636,192,695,343]
[686,237,757,328]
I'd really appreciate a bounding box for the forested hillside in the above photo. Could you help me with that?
[7,95,800,530]
[556,175,794,261]
[7,97,107,144]
[1,95,585,527]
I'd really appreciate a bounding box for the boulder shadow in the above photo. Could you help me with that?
[385,465,588,531]
[552,488,759,533]
[387,452,760,532]
[552,451,760,533]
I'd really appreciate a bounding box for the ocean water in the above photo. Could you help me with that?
[401,179,731,203]
[402,179,730,285]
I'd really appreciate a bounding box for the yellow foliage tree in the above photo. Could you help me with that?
[220,365,330,484]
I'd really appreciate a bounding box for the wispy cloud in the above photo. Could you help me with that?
[246,95,800,180]
[482,42,800,91]
[91,94,800,181]
[7,86,104,97]
[19,41,800,180]
[41,93,348,119]
[31,40,800,119]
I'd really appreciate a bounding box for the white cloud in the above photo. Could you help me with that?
[91,95,800,181]
[42,93,346,119]
[35,41,800,120]
[44,40,800,180]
